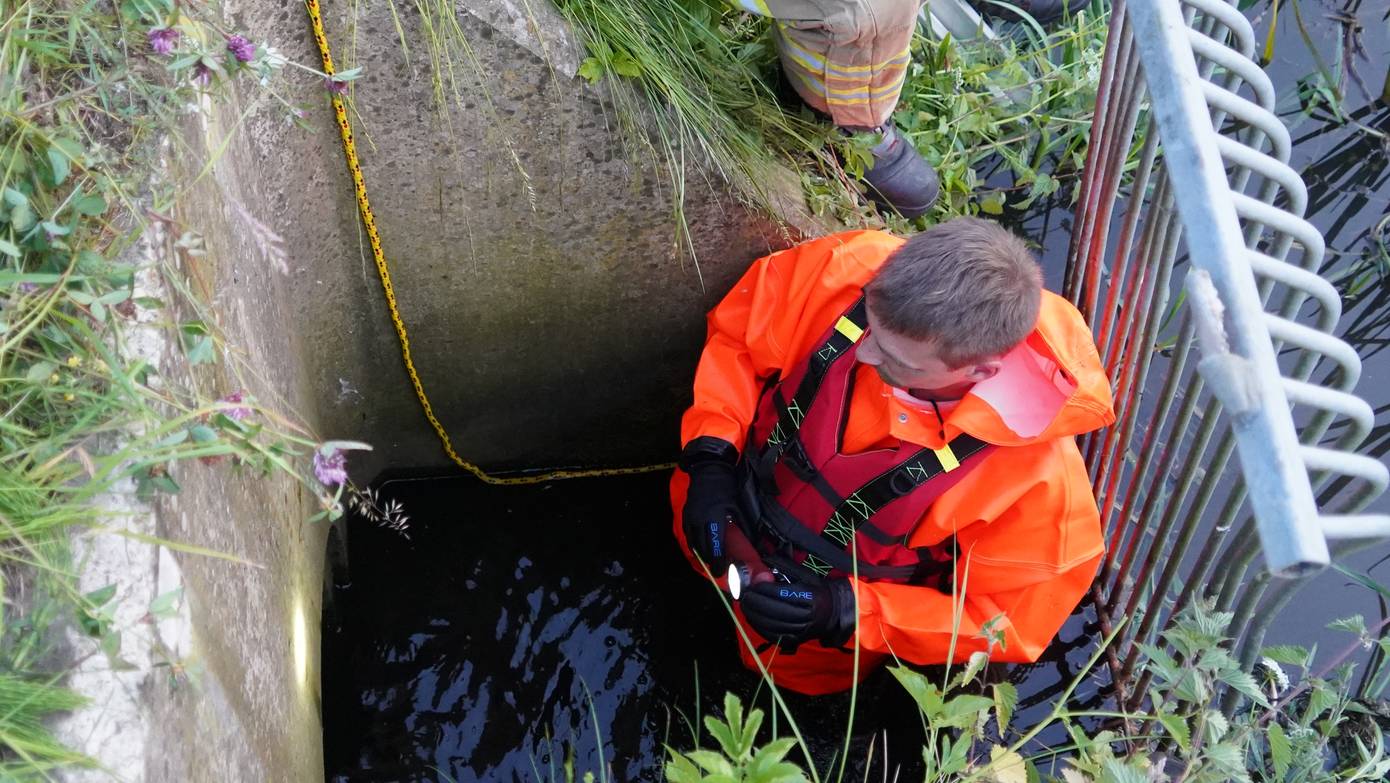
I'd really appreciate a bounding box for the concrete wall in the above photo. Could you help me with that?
[53,0,812,778]
[266,0,809,479]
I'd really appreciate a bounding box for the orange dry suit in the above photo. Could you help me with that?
[670,229,1115,695]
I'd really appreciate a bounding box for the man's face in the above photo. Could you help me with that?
[857,303,1000,395]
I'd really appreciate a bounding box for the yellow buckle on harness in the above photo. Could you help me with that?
[933,443,960,472]
[835,316,864,342]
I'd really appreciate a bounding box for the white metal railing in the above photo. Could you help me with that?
[1063,0,1388,708]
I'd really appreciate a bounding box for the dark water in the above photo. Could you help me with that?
[324,1,1389,779]
[323,474,948,781]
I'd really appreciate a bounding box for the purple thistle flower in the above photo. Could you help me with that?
[313,447,348,487]
[219,390,252,421]
[324,76,349,95]
[148,27,179,56]
[192,62,213,86]
[225,34,255,63]
[17,282,40,294]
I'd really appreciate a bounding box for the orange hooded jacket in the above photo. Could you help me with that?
[672,230,1116,691]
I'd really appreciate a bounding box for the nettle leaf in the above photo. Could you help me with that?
[1301,681,1337,726]
[1139,643,1182,684]
[993,682,1018,734]
[942,694,995,725]
[1261,644,1312,668]
[1327,614,1367,636]
[1217,668,1270,707]
[889,665,944,719]
[1267,722,1292,778]
[956,649,989,687]
[1156,711,1190,751]
[1098,758,1147,783]
[983,746,1029,783]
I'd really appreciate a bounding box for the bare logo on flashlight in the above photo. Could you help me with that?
[779,589,814,600]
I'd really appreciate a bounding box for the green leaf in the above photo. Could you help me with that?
[186,335,215,365]
[942,694,995,724]
[25,360,57,383]
[149,587,183,619]
[10,202,35,231]
[1328,614,1367,636]
[1217,667,1270,707]
[86,584,117,606]
[47,146,70,185]
[2,187,26,207]
[686,749,735,776]
[957,649,989,687]
[664,752,703,783]
[889,665,944,719]
[0,239,18,257]
[1156,711,1190,751]
[704,713,739,759]
[74,193,107,216]
[993,681,1018,734]
[1302,681,1337,726]
[189,425,218,443]
[1261,644,1312,668]
[96,289,131,305]
[611,52,642,78]
[979,191,1006,215]
[67,289,95,305]
[1098,759,1147,783]
[1267,722,1292,778]
[156,429,190,447]
[938,732,972,777]
[150,473,182,495]
[577,57,604,83]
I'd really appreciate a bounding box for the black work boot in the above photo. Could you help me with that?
[852,124,939,220]
[973,0,1072,24]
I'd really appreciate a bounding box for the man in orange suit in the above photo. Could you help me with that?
[671,217,1114,694]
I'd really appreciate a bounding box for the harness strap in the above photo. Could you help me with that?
[756,493,921,581]
[761,297,868,467]
[819,435,991,551]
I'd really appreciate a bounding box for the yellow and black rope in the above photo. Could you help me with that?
[304,0,675,485]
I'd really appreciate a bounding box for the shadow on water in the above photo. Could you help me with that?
[324,1,1390,779]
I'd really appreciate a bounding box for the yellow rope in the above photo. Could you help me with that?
[304,0,675,485]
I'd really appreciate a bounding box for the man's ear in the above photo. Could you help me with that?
[965,360,1002,382]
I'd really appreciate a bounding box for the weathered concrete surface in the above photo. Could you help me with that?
[51,0,816,778]
[276,0,808,479]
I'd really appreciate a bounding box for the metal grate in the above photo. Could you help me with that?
[1063,0,1389,711]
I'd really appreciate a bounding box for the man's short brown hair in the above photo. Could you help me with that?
[865,217,1042,368]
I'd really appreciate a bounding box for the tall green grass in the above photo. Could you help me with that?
[1,0,338,776]
[552,0,1120,232]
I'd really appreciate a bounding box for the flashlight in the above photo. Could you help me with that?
[728,562,752,600]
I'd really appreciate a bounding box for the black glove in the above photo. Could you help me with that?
[740,577,856,650]
[679,436,741,570]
